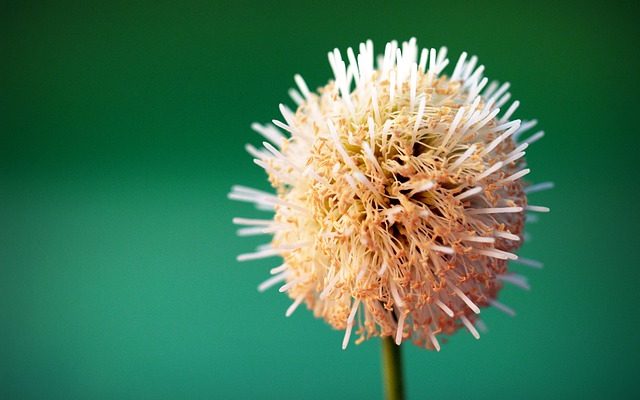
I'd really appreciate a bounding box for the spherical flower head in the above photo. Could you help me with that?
[231,38,550,350]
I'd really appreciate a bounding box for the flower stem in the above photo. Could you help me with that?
[381,336,405,400]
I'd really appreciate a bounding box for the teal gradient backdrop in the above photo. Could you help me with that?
[1,1,639,398]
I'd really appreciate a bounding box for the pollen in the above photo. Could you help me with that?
[230,38,551,350]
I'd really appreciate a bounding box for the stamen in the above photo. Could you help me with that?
[371,87,380,121]
[462,235,495,243]
[499,100,520,123]
[408,180,434,196]
[237,248,282,262]
[270,264,288,274]
[257,272,288,292]
[461,55,478,81]
[418,48,428,72]
[251,122,286,146]
[288,88,303,106]
[390,281,405,307]
[463,65,485,89]
[342,324,353,350]
[502,151,526,165]
[494,231,520,241]
[453,287,480,314]
[467,207,523,215]
[320,273,341,299]
[450,144,477,170]
[368,116,375,149]
[238,242,307,262]
[455,186,483,200]
[495,92,511,108]
[395,313,406,345]
[524,181,555,194]
[410,63,417,109]
[362,142,382,172]
[498,274,530,290]
[348,299,361,324]
[245,143,268,160]
[278,278,300,293]
[327,120,358,170]
[483,81,499,99]
[378,261,389,276]
[501,168,530,183]
[429,332,441,351]
[443,107,466,147]
[513,119,538,141]
[285,295,305,317]
[353,171,378,195]
[271,119,294,135]
[526,205,550,213]
[487,82,510,104]
[294,74,311,98]
[477,248,518,260]
[232,217,274,226]
[475,319,488,333]
[512,257,543,269]
[450,52,467,81]
[413,96,427,133]
[521,130,545,145]
[342,299,361,350]
[236,226,281,236]
[430,244,455,254]
[461,316,480,339]
[475,162,504,181]
[436,300,454,317]
[488,299,516,317]
[482,121,520,155]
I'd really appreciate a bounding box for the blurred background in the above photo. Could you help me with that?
[1,1,639,398]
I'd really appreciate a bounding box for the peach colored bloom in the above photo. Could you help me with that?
[230,38,550,350]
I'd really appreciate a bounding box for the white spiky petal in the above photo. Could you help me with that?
[230,38,550,351]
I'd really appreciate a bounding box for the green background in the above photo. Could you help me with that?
[1,1,638,398]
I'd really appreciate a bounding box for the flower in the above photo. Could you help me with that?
[230,38,550,350]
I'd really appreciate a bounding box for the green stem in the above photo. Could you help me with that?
[381,336,405,400]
